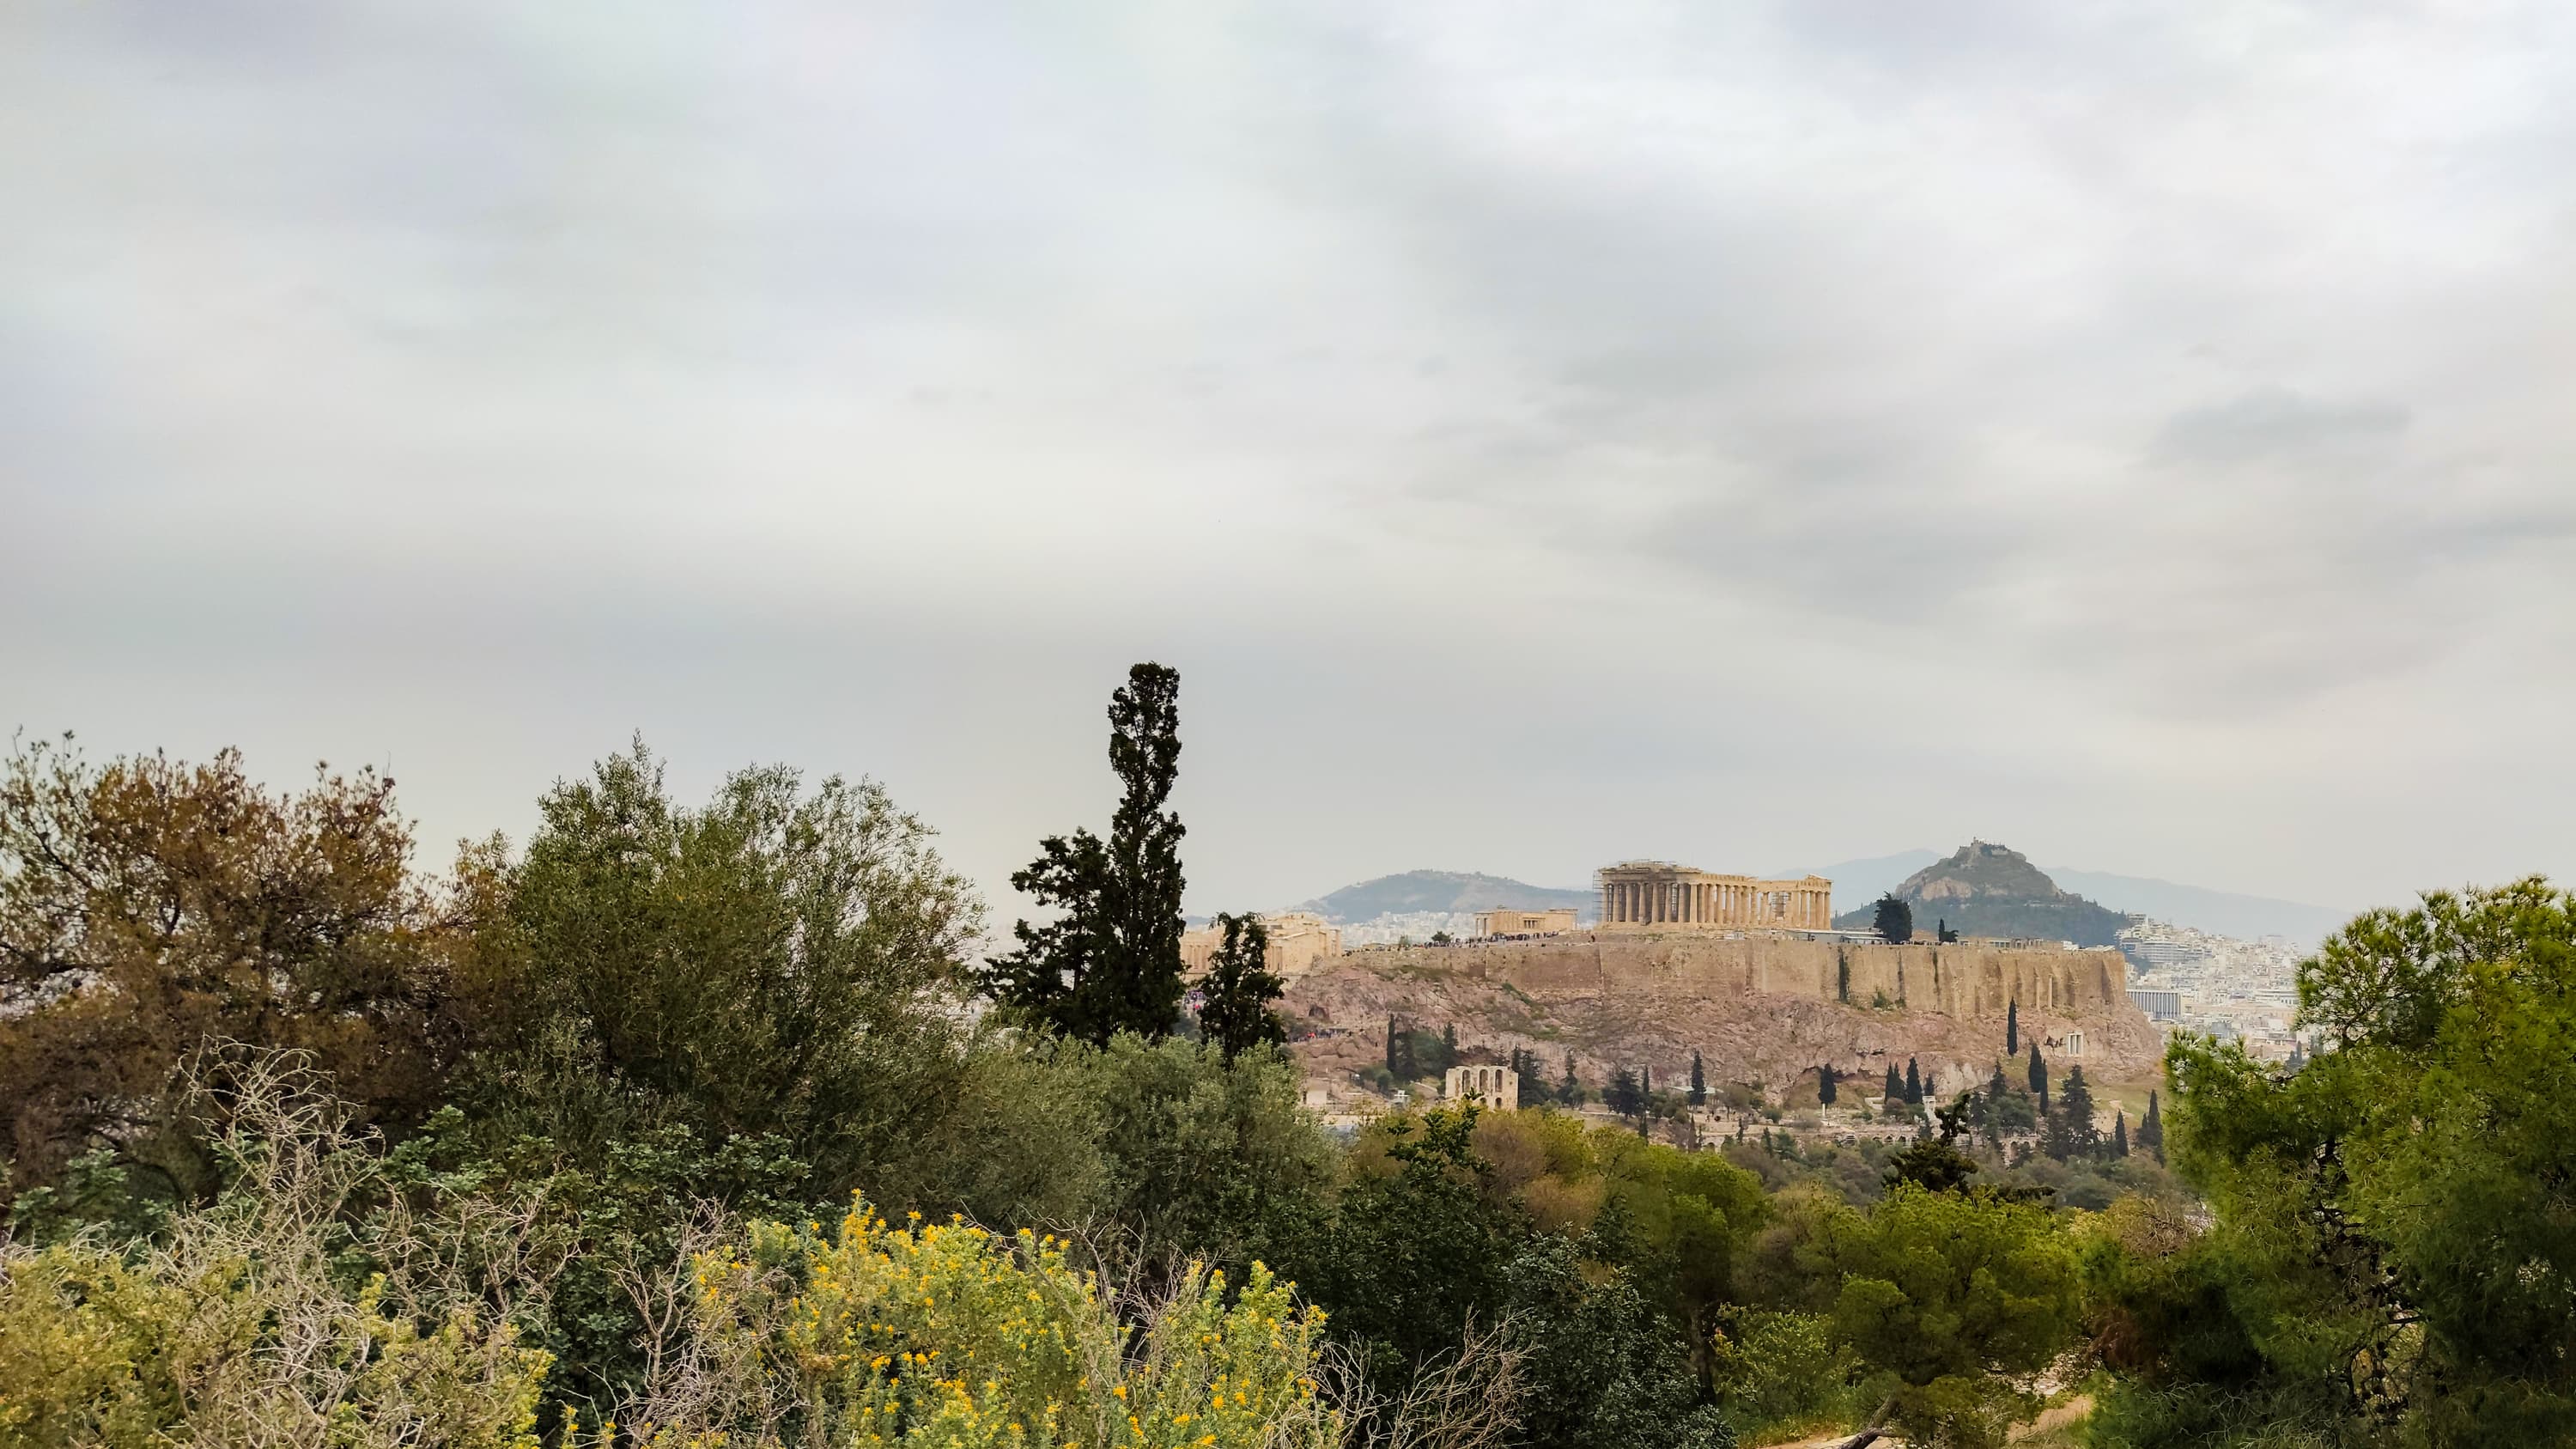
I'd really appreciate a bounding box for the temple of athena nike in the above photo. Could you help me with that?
[1595,861,1835,931]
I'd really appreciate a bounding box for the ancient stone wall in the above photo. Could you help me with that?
[1410,934,2136,1017]
[1285,930,2162,1093]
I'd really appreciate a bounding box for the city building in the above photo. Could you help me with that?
[2133,989,2182,1020]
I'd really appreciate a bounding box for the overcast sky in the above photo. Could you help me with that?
[9,0,2574,925]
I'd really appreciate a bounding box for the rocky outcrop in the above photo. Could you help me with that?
[1283,931,2162,1098]
[1831,840,2132,947]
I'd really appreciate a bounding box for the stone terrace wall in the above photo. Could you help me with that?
[1285,932,2161,1093]
[1430,934,2136,1020]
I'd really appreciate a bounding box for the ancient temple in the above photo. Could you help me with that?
[1595,861,1833,931]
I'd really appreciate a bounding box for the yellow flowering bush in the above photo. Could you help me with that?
[0,1229,549,1449]
[618,1198,1340,1449]
[0,1057,554,1449]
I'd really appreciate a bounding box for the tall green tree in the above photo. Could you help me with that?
[2042,1064,2099,1160]
[1689,1050,1707,1106]
[1503,1234,1735,1449]
[1559,1050,1581,1105]
[477,741,981,1189]
[1194,912,1283,1062]
[1904,1057,1923,1104]
[1822,1184,2081,1447]
[978,664,1188,1044]
[2137,880,2576,1440]
[2005,999,2019,1056]
[2136,1088,2163,1163]
[2111,1108,2128,1158]
[1819,1064,1838,1105]
[1873,894,1914,945]
[1300,1107,1520,1391]
[1607,1067,1647,1123]
[1884,1064,1903,1101]
[2026,1042,2047,1114]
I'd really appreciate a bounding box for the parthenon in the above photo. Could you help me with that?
[1596,861,1834,931]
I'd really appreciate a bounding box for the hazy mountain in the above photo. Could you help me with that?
[1775,849,1941,910]
[1829,841,2131,946]
[1294,870,1595,924]
[1297,851,2346,947]
[2034,868,2345,946]
[1794,849,2342,946]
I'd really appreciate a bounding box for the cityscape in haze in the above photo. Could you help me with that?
[9,3,2576,1446]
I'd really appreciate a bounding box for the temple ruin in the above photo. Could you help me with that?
[1595,861,1834,931]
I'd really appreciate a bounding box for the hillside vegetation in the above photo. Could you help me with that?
[8,679,2576,1448]
[1833,841,2134,946]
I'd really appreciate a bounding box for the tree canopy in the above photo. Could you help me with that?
[1872,894,1913,945]
[979,663,1188,1043]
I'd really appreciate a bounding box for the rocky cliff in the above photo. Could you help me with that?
[1284,931,2161,1099]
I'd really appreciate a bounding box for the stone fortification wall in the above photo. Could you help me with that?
[1285,931,2161,1095]
[1424,934,2135,1020]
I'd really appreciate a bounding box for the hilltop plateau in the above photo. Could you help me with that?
[1283,929,2160,1102]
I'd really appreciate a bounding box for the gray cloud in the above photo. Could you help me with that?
[6,0,2576,916]
[2152,387,2409,466]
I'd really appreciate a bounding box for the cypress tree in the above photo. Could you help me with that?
[2113,1108,2129,1157]
[979,663,1188,1043]
[1195,912,1283,1062]
[1608,1067,1645,1122]
[1819,1063,1838,1105]
[2027,1041,2048,1113]
[1905,1056,1923,1104]
[1873,893,1914,945]
[1884,1063,1903,1101]
[1385,1014,1400,1075]
[1688,1050,1707,1106]
[2047,1065,2099,1160]
[2006,999,2019,1056]
[1559,1050,1580,1105]
[2139,1088,2165,1163]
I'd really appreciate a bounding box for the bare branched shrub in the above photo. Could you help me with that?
[1315,1316,1526,1449]
[0,1049,567,1449]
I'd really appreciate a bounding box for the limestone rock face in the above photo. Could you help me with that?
[1285,933,2161,1097]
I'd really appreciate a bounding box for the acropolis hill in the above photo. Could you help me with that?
[1282,930,2161,1098]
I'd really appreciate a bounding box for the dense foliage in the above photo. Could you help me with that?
[2092,880,2576,1446]
[9,709,2573,1448]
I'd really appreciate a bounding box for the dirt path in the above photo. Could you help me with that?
[1753,1394,2093,1449]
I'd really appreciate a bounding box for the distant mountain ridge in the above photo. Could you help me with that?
[1829,841,2131,945]
[1294,870,1594,924]
[1785,849,2343,946]
[1295,852,2344,946]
